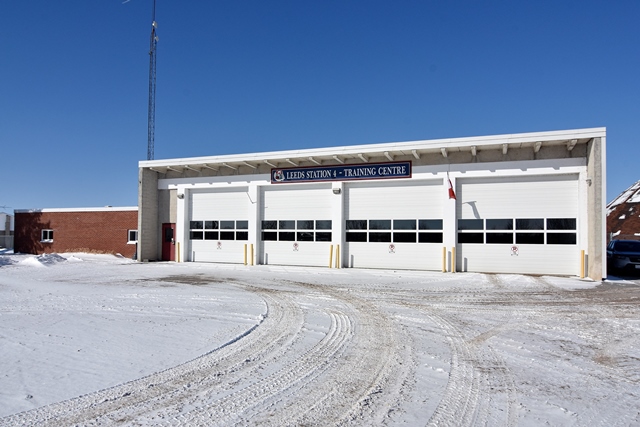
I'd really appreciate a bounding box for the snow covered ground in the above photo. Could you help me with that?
[0,253,639,426]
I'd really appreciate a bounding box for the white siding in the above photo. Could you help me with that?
[456,174,580,275]
[261,184,333,267]
[344,180,444,270]
[188,188,249,263]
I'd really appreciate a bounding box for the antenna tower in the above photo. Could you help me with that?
[147,0,158,160]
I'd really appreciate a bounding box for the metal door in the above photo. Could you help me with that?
[162,223,176,261]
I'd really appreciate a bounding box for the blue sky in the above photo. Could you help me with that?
[1,0,638,211]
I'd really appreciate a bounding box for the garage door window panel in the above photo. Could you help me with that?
[419,232,443,243]
[547,218,576,230]
[516,218,544,230]
[316,220,332,230]
[394,220,416,230]
[369,220,391,230]
[262,221,277,230]
[204,221,218,230]
[516,232,544,244]
[486,233,513,244]
[458,232,484,243]
[297,220,314,230]
[204,231,218,240]
[419,219,443,230]
[346,232,367,242]
[297,232,314,241]
[458,219,484,230]
[370,232,392,242]
[547,233,576,245]
[486,219,513,230]
[394,232,417,243]
[262,231,277,241]
[279,231,295,241]
[316,232,332,241]
[279,220,295,230]
[347,220,367,230]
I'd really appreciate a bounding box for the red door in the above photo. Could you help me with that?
[162,223,176,261]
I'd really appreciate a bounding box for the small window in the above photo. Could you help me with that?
[486,233,513,244]
[279,220,295,230]
[128,230,138,243]
[516,219,544,230]
[279,231,295,241]
[41,229,54,242]
[235,231,249,241]
[316,220,332,230]
[297,220,314,230]
[393,232,416,243]
[369,220,391,230]
[458,219,483,230]
[262,220,277,230]
[369,232,392,242]
[190,231,204,240]
[486,219,513,230]
[297,231,314,241]
[220,221,235,230]
[458,232,484,243]
[419,219,443,230]
[316,232,332,241]
[204,221,218,230]
[236,220,249,230]
[190,221,203,229]
[419,232,443,243]
[394,220,416,230]
[547,218,576,230]
[516,233,544,244]
[262,231,278,241]
[346,232,367,242]
[220,231,235,240]
[547,233,576,245]
[346,220,367,230]
[204,231,218,240]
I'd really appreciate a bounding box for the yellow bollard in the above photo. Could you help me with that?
[580,250,585,278]
[244,244,247,265]
[442,246,446,272]
[177,242,181,263]
[451,247,456,273]
[329,245,334,268]
[335,245,340,268]
[250,244,254,266]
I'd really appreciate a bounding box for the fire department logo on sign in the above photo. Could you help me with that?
[272,170,285,182]
[389,244,396,253]
[511,245,519,256]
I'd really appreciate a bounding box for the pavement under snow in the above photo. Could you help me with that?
[0,253,638,426]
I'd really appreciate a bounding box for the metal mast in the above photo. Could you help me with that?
[147,0,158,160]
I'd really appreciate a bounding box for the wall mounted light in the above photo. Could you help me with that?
[177,193,185,199]
[332,188,341,195]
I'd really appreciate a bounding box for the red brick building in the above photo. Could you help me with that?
[14,207,138,258]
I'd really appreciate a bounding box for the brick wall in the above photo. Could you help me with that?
[15,210,138,258]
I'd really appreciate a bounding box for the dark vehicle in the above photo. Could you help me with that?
[607,240,640,273]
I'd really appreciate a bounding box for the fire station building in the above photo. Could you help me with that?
[137,127,606,280]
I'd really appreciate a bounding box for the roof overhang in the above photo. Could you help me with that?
[140,127,605,172]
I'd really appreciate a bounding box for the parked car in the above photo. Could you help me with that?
[607,240,640,273]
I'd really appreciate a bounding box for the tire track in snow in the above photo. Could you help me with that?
[0,284,304,427]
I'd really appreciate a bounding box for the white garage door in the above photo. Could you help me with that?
[344,180,443,270]
[261,184,333,267]
[188,188,249,263]
[456,174,579,275]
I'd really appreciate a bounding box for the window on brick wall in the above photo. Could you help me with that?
[128,230,138,243]
[41,229,53,242]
